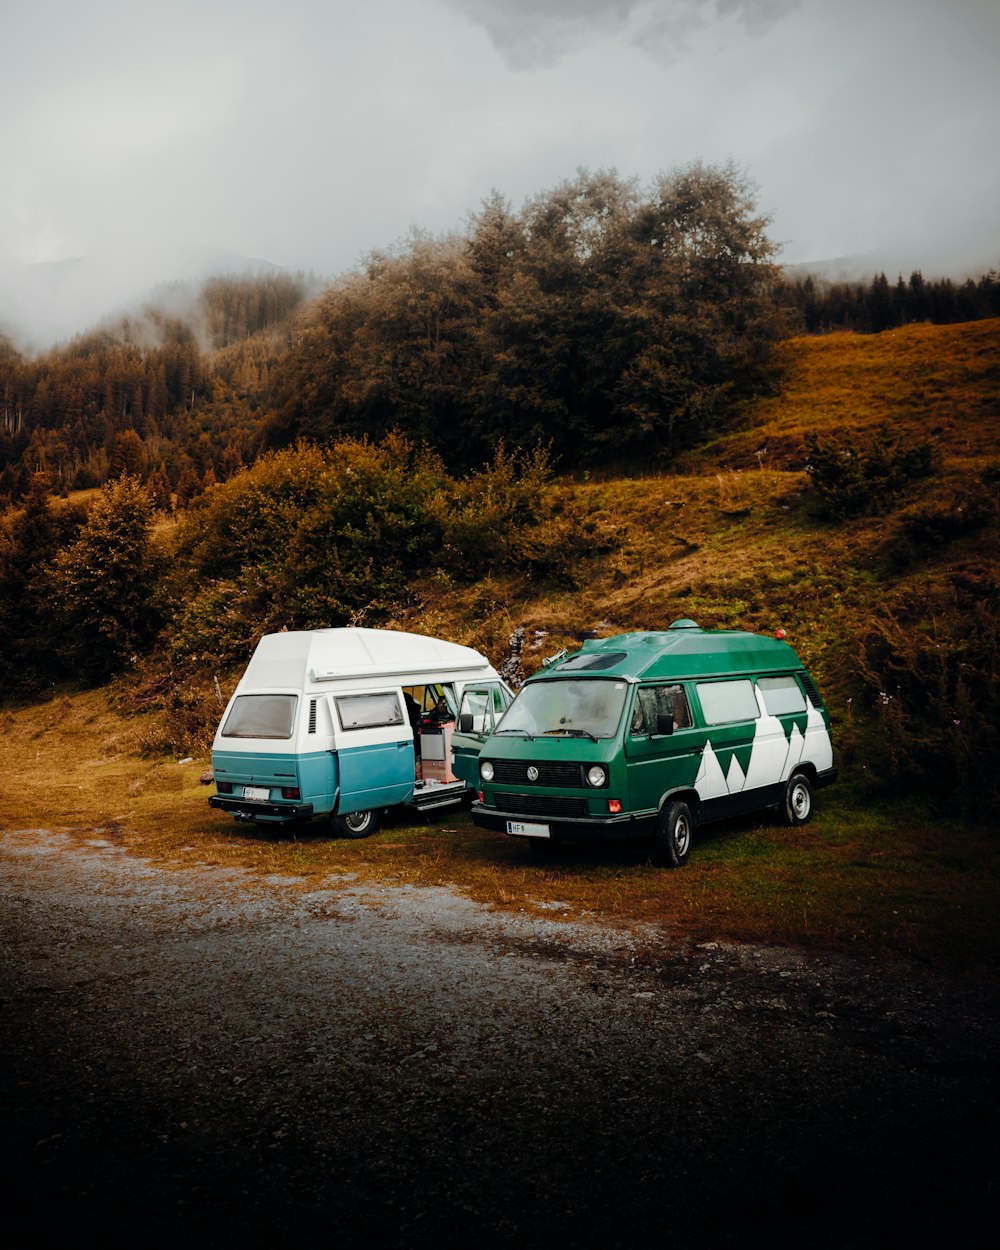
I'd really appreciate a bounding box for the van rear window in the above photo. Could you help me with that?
[696,679,759,725]
[222,694,297,739]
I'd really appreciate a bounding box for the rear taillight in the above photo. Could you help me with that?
[216,782,233,794]
[280,787,301,800]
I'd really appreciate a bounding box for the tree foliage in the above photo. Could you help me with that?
[0,275,313,506]
[780,267,1000,335]
[265,164,783,469]
[0,474,86,692]
[45,477,163,681]
[168,435,619,667]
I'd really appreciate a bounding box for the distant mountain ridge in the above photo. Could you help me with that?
[0,243,301,354]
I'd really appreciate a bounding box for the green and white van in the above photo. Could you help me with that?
[462,620,835,866]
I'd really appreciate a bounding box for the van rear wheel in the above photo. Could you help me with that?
[334,809,381,839]
[782,772,813,826]
[652,801,693,868]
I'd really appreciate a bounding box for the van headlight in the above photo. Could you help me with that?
[586,765,607,788]
[480,760,495,782]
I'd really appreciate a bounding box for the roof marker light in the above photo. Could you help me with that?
[776,628,787,640]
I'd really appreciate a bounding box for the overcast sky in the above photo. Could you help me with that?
[2,0,998,346]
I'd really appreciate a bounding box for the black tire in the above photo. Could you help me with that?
[782,772,813,826]
[334,808,381,839]
[652,800,693,868]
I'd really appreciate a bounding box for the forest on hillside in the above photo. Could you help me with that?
[2,163,998,506]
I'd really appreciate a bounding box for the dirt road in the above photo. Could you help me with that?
[2,827,997,1248]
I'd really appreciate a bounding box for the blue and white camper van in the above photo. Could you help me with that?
[209,628,512,837]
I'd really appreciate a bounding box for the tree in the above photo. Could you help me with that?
[263,164,783,469]
[0,474,86,694]
[46,477,162,680]
[108,428,148,479]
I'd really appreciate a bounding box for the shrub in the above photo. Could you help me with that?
[857,589,1000,820]
[805,426,939,520]
[898,488,993,546]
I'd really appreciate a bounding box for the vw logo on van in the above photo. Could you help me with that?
[526,766,539,782]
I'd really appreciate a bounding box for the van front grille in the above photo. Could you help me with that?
[488,759,585,788]
[493,793,590,818]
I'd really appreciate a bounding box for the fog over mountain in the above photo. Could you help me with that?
[2,0,997,350]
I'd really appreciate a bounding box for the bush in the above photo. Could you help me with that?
[805,426,938,520]
[898,488,993,546]
[135,670,228,758]
[857,589,1000,820]
[160,435,624,666]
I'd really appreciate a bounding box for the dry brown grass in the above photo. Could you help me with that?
[691,318,1000,469]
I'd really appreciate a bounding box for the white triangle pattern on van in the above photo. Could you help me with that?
[694,698,832,800]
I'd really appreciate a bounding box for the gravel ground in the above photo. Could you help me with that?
[1,827,997,1249]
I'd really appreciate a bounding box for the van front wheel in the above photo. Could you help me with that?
[652,801,693,868]
[334,809,381,839]
[782,773,813,826]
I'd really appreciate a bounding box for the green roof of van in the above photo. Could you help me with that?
[530,621,804,684]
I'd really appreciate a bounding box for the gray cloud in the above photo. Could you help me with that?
[2,0,998,349]
[447,1,803,68]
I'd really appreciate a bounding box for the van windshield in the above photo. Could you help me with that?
[496,679,628,740]
[222,694,297,739]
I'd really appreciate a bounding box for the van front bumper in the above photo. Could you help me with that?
[471,801,657,842]
[209,796,315,823]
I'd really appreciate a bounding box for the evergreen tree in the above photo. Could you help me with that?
[108,428,148,479]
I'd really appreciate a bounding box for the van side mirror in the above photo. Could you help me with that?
[656,711,674,736]
[459,713,474,733]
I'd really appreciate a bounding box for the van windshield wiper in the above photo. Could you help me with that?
[496,727,534,739]
[544,728,600,742]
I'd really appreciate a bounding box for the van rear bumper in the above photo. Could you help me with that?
[471,801,657,842]
[209,796,314,823]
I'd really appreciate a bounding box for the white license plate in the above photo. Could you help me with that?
[242,785,270,801]
[506,820,550,838]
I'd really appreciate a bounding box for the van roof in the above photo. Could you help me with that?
[530,621,804,684]
[237,628,498,690]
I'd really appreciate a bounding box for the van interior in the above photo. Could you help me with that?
[402,684,463,806]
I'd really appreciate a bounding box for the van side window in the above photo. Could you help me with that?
[631,684,692,734]
[459,690,493,735]
[334,691,404,731]
[758,675,807,716]
[696,679,759,725]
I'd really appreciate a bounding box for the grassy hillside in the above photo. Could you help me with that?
[2,319,997,964]
[694,318,1000,468]
[393,321,998,809]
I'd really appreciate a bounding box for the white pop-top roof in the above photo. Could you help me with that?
[236,628,499,691]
